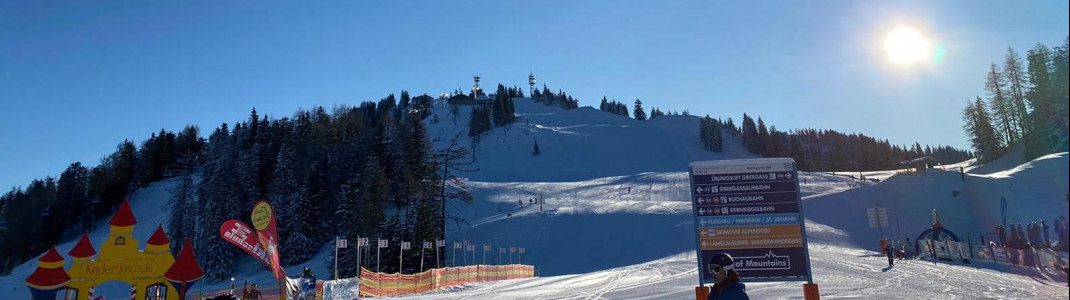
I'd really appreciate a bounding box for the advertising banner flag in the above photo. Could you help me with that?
[401,242,411,250]
[378,239,389,248]
[436,240,445,247]
[337,239,348,249]
[484,245,492,252]
[454,242,462,249]
[251,200,285,281]
[509,247,516,253]
[220,220,271,269]
[423,242,432,249]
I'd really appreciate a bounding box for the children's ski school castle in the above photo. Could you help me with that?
[25,196,534,299]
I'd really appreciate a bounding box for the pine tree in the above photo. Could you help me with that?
[741,114,758,153]
[167,171,196,256]
[196,124,240,280]
[963,97,1005,162]
[633,99,647,121]
[1003,47,1030,140]
[600,97,608,111]
[985,63,1017,143]
[1052,37,1070,151]
[757,118,770,156]
[57,162,89,234]
[1023,44,1056,159]
[431,132,476,254]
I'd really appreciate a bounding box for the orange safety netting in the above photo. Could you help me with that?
[359,264,535,297]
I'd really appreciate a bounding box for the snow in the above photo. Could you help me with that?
[2,97,1068,299]
[412,152,1068,299]
[424,98,756,182]
[967,143,1027,175]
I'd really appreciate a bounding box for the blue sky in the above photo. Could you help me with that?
[1,1,1067,190]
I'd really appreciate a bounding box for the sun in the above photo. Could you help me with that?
[884,27,931,65]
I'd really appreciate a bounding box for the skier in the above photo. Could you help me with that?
[959,167,965,181]
[248,284,263,300]
[1041,220,1050,247]
[298,267,317,300]
[992,223,1001,247]
[884,240,895,266]
[705,253,749,300]
[914,238,921,259]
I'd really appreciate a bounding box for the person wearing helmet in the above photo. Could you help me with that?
[707,253,749,300]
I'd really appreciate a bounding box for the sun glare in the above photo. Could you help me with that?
[885,27,931,65]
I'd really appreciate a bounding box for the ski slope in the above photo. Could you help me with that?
[2,97,1067,299]
[419,154,1069,299]
[424,98,757,182]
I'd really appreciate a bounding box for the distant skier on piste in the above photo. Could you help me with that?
[705,253,749,300]
[884,240,895,266]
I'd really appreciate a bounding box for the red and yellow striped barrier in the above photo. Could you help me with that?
[359,264,535,297]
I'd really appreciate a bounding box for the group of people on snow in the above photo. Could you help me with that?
[994,216,1069,251]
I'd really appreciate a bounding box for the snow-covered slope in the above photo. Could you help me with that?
[424,98,756,182]
[3,96,1067,299]
[967,143,1027,175]
[424,153,1069,299]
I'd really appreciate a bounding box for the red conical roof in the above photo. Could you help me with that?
[108,197,137,227]
[40,247,65,263]
[25,248,71,290]
[164,238,204,283]
[67,231,97,258]
[147,224,170,246]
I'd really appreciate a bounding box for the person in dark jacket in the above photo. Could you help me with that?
[706,253,749,300]
[885,240,895,266]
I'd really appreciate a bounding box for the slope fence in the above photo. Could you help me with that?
[359,264,535,297]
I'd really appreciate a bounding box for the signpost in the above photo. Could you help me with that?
[867,207,889,240]
[422,241,432,272]
[335,237,347,280]
[689,158,816,298]
[436,240,445,268]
